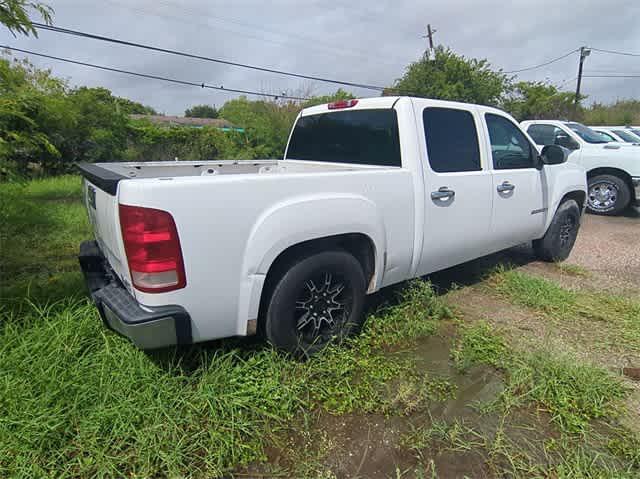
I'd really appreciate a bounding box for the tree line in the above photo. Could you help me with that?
[1,3,638,179]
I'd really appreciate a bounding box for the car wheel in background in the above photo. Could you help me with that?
[587,174,630,216]
[533,199,581,262]
[264,250,366,357]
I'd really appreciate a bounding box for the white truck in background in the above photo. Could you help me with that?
[590,126,640,145]
[521,120,640,215]
[79,97,586,356]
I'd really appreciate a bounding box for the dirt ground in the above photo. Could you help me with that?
[562,209,640,287]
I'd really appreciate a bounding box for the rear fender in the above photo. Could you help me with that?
[236,194,386,332]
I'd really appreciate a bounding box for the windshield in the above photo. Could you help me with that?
[612,130,640,143]
[630,129,640,137]
[565,122,609,143]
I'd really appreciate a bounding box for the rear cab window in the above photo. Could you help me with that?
[285,109,401,166]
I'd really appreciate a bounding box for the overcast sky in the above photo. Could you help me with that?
[1,0,639,115]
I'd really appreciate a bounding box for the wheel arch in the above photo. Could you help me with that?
[559,190,587,212]
[256,233,377,335]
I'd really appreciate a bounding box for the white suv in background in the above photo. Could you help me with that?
[521,120,640,215]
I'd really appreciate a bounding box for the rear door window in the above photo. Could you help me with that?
[286,109,401,166]
[422,107,481,173]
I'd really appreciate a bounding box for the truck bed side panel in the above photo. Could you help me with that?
[117,169,415,342]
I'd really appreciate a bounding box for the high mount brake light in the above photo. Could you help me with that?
[119,204,186,293]
[327,99,359,110]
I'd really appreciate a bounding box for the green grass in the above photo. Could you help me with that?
[555,262,590,277]
[0,177,453,477]
[2,176,639,477]
[0,282,450,477]
[453,322,627,435]
[490,268,640,350]
[452,322,510,372]
[509,353,627,434]
[490,267,577,316]
[0,175,90,305]
[428,323,637,476]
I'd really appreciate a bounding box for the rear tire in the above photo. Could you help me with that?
[587,174,630,216]
[264,250,366,357]
[533,199,581,262]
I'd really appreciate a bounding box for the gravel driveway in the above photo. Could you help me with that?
[567,209,640,286]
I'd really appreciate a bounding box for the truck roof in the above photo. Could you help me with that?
[300,96,510,117]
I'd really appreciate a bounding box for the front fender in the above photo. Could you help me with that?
[580,151,640,177]
[541,163,588,233]
[236,194,387,332]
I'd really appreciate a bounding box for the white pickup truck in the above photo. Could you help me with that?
[521,120,640,215]
[79,97,586,355]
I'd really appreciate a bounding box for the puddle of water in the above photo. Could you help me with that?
[397,335,505,422]
[242,334,553,478]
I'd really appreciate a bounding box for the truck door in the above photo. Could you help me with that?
[483,113,546,247]
[415,104,494,276]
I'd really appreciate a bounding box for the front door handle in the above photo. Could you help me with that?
[497,181,515,193]
[431,186,455,200]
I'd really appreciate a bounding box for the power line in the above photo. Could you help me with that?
[583,75,640,78]
[102,0,405,69]
[31,22,389,92]
[556,76,577,89]
[590,47,640,57]
[503,48,579,74]
[0,45,310,100]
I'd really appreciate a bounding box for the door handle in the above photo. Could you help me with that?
[431,186,455,200]
[497,181,515,193]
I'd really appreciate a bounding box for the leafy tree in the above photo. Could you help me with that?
[502,81,578,121]
[63,87,130,164]
[301,88,355,108]
[388,46,509,106]
[0,0,53,37]
[219,97,299,158]
[115,97,157,115]
[185,104,218,118]
[0,56,67,175]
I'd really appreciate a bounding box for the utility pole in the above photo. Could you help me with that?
[422,24,437,60]
[574,46,590,117]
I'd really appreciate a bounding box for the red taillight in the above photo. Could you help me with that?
[327,99,358,110]
[119,204,186,293]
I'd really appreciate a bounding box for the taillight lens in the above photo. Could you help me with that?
[119,204,186,293]
[327,99,358,110]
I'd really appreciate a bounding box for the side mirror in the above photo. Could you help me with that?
[555,134,580,150]
[540,144,569,165]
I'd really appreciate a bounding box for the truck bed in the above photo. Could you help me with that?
[78,160,375,195]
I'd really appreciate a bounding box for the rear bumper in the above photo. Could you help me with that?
[79,240,192,349]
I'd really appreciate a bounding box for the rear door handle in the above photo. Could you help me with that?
[431,186,455,200]
[497,181,515,193]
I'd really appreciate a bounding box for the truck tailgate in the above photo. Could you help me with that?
[81,171,131,291]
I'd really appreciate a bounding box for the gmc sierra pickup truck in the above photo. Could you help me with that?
[521,120,640,215]
[79,97,587,356]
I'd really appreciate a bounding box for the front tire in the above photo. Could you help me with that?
[533,199,581,262]
[587,174,630,216]
[264,250,366,357]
